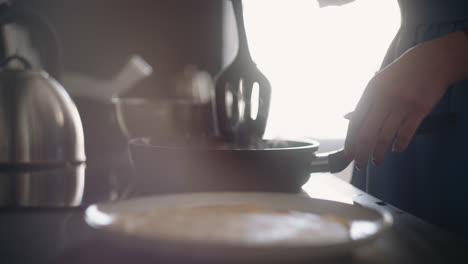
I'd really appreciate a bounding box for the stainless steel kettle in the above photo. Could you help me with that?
[0,55,86,207]
[0,55,85,167]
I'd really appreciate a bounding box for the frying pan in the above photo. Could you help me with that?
[128,138,344,195]
[128,113,455,196]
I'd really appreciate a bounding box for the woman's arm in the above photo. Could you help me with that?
[344,29,468,169]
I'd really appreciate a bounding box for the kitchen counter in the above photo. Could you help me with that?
[2,173,467,264]
[303,174,468,264]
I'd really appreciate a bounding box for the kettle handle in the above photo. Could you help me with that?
[0,5,62,80]
[0,55,32,70]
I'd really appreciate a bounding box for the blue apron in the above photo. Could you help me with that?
[351,0,468,239]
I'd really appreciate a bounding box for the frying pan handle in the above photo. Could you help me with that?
[310,149,350,174]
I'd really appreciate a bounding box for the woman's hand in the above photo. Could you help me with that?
[345,30,468,170]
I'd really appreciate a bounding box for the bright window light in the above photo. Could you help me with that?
[236,0,400,140]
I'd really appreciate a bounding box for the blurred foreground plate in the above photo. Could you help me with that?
[85,192,392,262]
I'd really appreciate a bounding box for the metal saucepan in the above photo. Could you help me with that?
[127,112,455,196]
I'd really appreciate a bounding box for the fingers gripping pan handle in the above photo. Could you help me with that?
[310,112,457,174]
[344,112,456,135]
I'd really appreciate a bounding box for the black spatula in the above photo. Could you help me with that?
[215,0,271,146]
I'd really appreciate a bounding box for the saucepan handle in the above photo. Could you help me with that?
[309,112,457,174]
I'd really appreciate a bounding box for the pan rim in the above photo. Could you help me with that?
[128,137,320,152]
